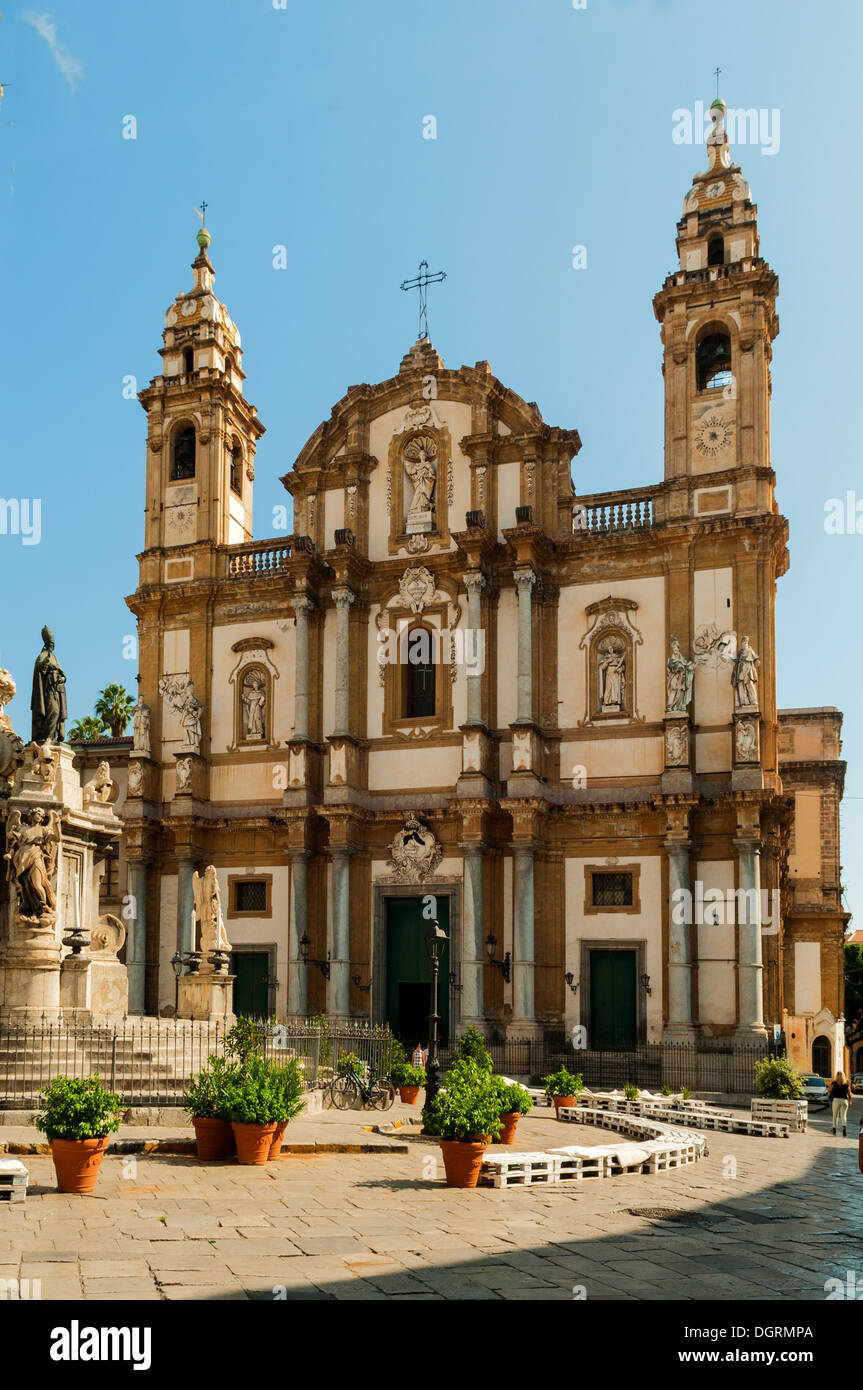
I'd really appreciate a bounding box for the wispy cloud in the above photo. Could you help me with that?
[21,11,84,91]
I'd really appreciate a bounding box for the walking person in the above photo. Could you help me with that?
[829,1070,851,1136]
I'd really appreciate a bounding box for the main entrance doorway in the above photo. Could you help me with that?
[385,897,450,1045]
[590,949,637,1049]
[231,951,269,1018]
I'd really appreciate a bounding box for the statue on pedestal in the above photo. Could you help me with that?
[732,635,760,710]
[132,697,151,756]
[666,637,695,712]
[192,865,231,957]
[4,807,61,927]
[30,626,67,743]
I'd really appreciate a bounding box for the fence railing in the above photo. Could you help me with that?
[0,1018,394,1107]
[225,534,315,579]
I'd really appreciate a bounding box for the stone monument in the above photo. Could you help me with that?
[176,865,235,1021]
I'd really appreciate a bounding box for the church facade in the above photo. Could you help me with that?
[123,100,847,1067]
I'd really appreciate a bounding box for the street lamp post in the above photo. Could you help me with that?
[423,919,448,1121]
[170,952,183,1016]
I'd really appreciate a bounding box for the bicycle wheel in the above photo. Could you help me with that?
[330,1074,358,1110]
[370,1079,395,1111]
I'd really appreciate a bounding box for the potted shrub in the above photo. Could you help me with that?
[268,1059,306,1158]
[224,1056,284,1165]
[185,1057,239,1160]
[497,1081,533,1144]
[424,1059,503,1187]
[543,1067,584,1115]
[452,1026,493,1072]
[34,1075,123,1193]
[391,1059,426,1105]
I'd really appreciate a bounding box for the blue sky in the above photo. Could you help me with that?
[0,0,860,924]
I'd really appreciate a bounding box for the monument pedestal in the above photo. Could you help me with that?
[177,970,235,1022]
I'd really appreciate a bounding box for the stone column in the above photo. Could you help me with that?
[125,860,149,1015]
[460,845,485,1023]
[292,595,314,741]
[331,587,355,737]
[329,847,351,1019]
[664,839,696,1038]
[176,857,195,956]
[735,836,767,1037]
[463,571,486,726]
[288,850,309,1018]
[511,843,536,1027]
[513,568,536,724]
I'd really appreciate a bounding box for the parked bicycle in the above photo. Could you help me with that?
[329,1064,395,1111]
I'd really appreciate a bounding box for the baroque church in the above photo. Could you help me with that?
[120,99,848,1069]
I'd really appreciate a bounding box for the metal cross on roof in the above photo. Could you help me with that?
[714,66,722,98]
[400,259,446,341]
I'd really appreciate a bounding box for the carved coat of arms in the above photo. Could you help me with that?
[387,812,442,883]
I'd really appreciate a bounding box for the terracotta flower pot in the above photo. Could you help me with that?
[498,1112,521,1145]
[232,1121,277,1165]
[398,1086,420,1105]
[553,1095,577,1115]
[193,1116,234,1160]
[51,1136,110,1194]
[268,1121,288,1159]
[439,1138,487,1188]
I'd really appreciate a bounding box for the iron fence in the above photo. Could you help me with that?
[0,1017,395,1108]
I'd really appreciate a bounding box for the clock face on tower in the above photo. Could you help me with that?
[695,414,733,458]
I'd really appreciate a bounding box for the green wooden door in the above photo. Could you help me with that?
[385,898,450,1044]
[590,950,637,1049]
[232,952,269,1019]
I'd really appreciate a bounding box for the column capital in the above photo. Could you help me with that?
[331,585,356,609]
[664,838,691,855]
[512,566,536,593]
[292,593,315,617]
[733,836,762,856]
[462,570,486,596]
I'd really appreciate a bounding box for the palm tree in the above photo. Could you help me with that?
[94,683,136,738]
[68,715,108,741]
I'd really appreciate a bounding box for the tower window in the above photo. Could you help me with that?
[403,628,436,718]
[707,237,724,267]
[183,347,194,374]
[591,872,634,907]
[697,332,732,391]
[172,426,196,480]
[229,440,242,495]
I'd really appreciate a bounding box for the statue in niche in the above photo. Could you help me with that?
[403,434,437,524]
[192,865,231,957]
[736,719,758,762]
[132,697,151,756]
[4,806,61,926]
[597,637,626,713]
[30,626,67,743]
[241,669,266,741]
[732,635,760,710]
[666,637,695,712]
[665,723,689,767]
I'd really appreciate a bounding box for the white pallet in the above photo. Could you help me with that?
[0,1158,28,1204]
[480,1152,562,1188]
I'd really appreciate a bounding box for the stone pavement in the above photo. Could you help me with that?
[1,1101,861,1301]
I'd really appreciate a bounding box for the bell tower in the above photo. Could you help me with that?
[654,98,779,496]
[138,226,265,562]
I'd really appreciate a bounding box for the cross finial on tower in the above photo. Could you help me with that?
[198,200,208,225]
[400,259,446,341]
[714,66,722,99]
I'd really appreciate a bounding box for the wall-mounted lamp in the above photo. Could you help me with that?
[640,973,652,996]
[564,971,579,995]
[352,973,371,992]
[299,931,331,980]
[485,932,512,984]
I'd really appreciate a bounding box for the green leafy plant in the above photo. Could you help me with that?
[223,1055,288,1126]
[680,1085,692,1101]
[391,1061,426,1088]
[660,1084,672,1097]
[34,1075,123,1142]
[94,682,136,738]
[623,1081,639,1101]
[542,1067,583,1100]
[452,1026,493,1073]
[68,715,109,741]
[423,1059,503,1143]
[226,1016,267,1067]
[336,1051,366,1079]
[754,1056,804,1100]
[499,1082,533,1117]
[269,1059,306,1121]
[184,1056,240,1120]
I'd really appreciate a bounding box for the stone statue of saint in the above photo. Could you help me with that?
[30,626,67,743]
[192,865,231,957]
[132,697,151,756]
[598,640,626,712]
[732,635,759,710]
[403,436,437,520]
[4,806,61,926]
[241,670,266,741]
[666,637,695,712]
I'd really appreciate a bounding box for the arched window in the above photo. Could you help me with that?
[182,347,194,375]
[812,1035,831,1078]
[229,439,242,496]
[171,426,196,481]
[696,331,732,391]
[402,626,436,718]
[707,236,724,266]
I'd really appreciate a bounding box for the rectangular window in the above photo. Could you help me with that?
[591,872,633,908]
[234,880,268,913]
